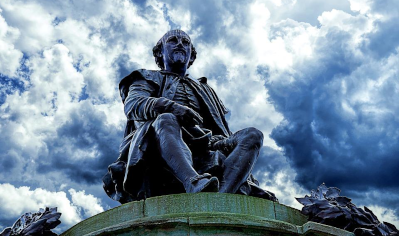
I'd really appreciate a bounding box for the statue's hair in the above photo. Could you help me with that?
[152,35,197,70]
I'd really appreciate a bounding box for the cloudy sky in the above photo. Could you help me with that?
[1,0,399,232]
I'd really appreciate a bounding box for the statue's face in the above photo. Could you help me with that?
[161,30,192,70]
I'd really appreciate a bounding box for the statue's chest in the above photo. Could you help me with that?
[172,80,202,113]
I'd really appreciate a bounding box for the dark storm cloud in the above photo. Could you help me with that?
[371,0,399,14]
[364,19,399,59]
[253,146,287,178]
[37,101,122,184]
[0,219,16,232]
[161,0,253,49]
[162,0,227,43]
[129,0,148,8]
[263,3,399,217]
[347,188,399,219]
[113,53,141,79]
[362,0,399,58]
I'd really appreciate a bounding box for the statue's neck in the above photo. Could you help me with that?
[164,64,187,77]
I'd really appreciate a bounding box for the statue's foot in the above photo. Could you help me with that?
[186,174,219,193]
[200,177,219,192]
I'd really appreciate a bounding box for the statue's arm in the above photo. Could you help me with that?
[198,78,232,136]
[123,79,175,121]
[123,76,202,125]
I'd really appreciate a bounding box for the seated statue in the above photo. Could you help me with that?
[103,29,277,203]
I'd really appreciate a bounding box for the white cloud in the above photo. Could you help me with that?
[367,205,399,228]
[259,166,308,209]
[349,0,372,14]
[0,0,54,53]
[69,189,104,218]
[0,11,23,77]
[0,183,103,230]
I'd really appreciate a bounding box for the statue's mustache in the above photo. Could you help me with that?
[172,48,186,54]
[172,50,186,60]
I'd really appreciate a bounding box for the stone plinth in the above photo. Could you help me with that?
[61,193,354,236]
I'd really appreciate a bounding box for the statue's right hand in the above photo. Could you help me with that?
[170,104,203,126]
[208,135,226,150]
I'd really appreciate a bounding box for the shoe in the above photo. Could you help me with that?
[186,174,219,193]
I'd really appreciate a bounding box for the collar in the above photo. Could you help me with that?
[160,70,190,78]
[159,70,198,84]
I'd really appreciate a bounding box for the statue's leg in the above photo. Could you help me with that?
[151,113,219,193]
[217,127,263,193]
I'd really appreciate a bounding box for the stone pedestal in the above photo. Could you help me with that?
[61,193,353,236]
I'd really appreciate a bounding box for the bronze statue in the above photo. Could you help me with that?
[103,30,277,203]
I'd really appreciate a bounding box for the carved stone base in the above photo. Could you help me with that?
[61,193,353,236]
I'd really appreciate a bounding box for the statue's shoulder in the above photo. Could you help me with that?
[119,69,163,88]
[119,69,163,101]
[197,77,208,84]
[197,77,215,91]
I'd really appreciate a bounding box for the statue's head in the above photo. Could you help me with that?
[153,29,197,70]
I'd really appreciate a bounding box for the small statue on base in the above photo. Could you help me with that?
[297,183,398,236]
[103,30,277,203]
[0,207,61,236]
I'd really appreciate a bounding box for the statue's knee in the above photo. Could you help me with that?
[152,113,179,130]
[243,127,263,148]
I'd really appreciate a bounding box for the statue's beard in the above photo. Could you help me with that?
[170,51,186,64]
